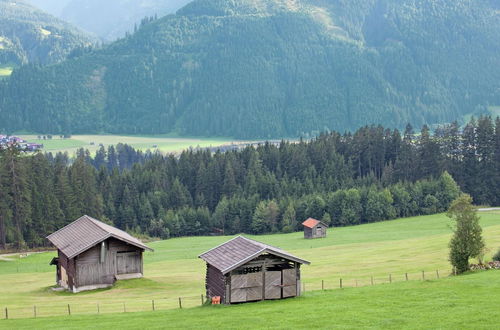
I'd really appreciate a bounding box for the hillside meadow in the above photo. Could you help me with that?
[0,210,499,321]
[17,135,234,154]
[0,66,12,78]
[2,270,499,329]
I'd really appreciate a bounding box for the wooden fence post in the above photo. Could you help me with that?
[152,300,155,311]
[123,303,126,313]
[371,276,374,285]
[67,304,71,316]
[436,270,440,279]
[340,278,343,289]
[179,297,182,309]
[97,303,100,314]
[389,274,392,284]
[422,270,425,280]
[303,282,305,293]
[322,280,324,290]
[201,294,204,305]
[405,273,408,281]
[33,305,36,318]
[4,307,7,320]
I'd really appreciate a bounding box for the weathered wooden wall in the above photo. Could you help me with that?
[74,238,144,288]
[205,264,226,303]
[205,254,300,304]
[304,227,313,239]
[304,224,327,239]
[75,243,115,287]
[57,250,75,290]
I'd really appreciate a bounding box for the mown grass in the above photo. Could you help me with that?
[0,66,13,77]
[1,270,499,329]
[0,211,498,321]
[17,135,234,154]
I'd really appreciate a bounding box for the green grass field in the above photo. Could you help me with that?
[0,66,13,78]
[2,270,499,329]
[0,210,499,324]
[17,135,235,154]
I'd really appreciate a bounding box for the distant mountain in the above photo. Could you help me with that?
[27,0,192,41]
[0,0,95,66]
[24,0,72,16]
[1,0,499,138]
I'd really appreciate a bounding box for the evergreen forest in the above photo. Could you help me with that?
[1,0,500,138]
[0,117,498,249]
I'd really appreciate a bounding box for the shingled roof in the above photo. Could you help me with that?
[302,218,327,229]
[199,236,310,274]
[47,215,153,259]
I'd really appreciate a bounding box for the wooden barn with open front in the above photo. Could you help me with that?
[47,215,153,293]
[199,236,310,304]
[302,218,328,239]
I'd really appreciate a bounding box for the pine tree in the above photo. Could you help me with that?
[3,145,31,248]
[418,124,442,179]
[0,148,12,249]
[475,116,495,204]
[494,117,500,206]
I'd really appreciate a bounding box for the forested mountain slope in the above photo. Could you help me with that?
[27,0,192,41]
[0,0,95,66]
[1,0,499,138]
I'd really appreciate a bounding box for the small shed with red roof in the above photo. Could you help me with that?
[302,218,328,239]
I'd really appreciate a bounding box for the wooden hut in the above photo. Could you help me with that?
[47,215,153,293]
[302,218,328,239]
[199,236,310,304]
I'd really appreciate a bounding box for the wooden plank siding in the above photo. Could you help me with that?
[67,237,145,290]
[200,236,309,304]
[205,264,226,303]
[304,224,327,239]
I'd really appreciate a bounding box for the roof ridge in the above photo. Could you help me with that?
[198,235,243,258]
[239,235,283,251]
[84,215,112,236]
[46,215,93,239]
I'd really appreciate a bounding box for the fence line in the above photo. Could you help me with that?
[2,269,454,320]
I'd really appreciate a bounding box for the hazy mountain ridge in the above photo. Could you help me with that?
[27,0,192,41]
[0,0,96,66]
[1,0,499,137]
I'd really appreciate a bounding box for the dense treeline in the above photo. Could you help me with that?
[1,0,500,137]
[1,117,499,249]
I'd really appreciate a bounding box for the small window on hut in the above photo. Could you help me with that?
[100,241,107,263]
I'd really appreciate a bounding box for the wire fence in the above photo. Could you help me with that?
[301,268,453,293]
[2,268,455,320]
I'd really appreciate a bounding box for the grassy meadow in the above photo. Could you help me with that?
[2,270,499,329]
[0,66,13,78]
[0,210,499,323]
[17,135,234,155]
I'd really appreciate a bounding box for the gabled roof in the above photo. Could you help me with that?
[302,217,328,229]
[199,236,310,274]
[47,215,153,259]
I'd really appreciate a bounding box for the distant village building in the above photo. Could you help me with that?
[302,218,328,239]
[0,135,42,151]
[47,215,153,293]
[199,236,310,304]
